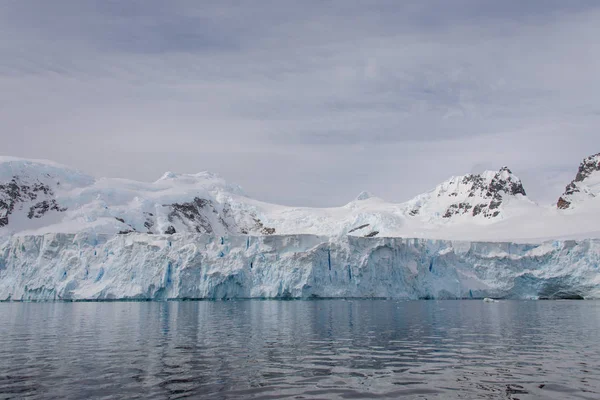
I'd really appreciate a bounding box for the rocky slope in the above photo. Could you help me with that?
[0,158,93,230]
[403,167,529,220]
[557,153,600,209]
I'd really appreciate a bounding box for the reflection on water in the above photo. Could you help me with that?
[1,300,599,399]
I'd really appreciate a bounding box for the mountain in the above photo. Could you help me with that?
[0,155,599,242]
[402,167,531,220]
[557,153,600,210]
[0,157,276,237]
[2,155,600,301]
[0,158,94,229]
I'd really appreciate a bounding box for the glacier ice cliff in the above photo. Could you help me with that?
[1,233,599,301]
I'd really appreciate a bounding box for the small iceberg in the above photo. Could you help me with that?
[483,298,499,303]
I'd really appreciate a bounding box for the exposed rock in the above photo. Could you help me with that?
[472,204,485,217]
[254,217,275,235]
[167,197,214,234]
[574,153,600,182]
[442,167,526,219]
[143,212,154,233]
[364,231,379,237]
[28,200,65,219]
[261,227,276,235]
[240,216,276,235]
[348,224,370,233]
[443,202,472,218]
[557,153,600,209]
[557,197,571,210]
[0,176,67,226]
[490,167,526,196]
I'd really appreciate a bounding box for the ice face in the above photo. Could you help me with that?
[1,233,598,301]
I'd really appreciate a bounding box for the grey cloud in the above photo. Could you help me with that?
[1,1,599,206]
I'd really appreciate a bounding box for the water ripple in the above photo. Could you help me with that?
[1,300,600,399]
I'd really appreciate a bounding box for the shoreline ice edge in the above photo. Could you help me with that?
[1,233,599,301]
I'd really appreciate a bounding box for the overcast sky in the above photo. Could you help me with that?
[1,1,599,206]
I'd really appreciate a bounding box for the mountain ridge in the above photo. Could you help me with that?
[1,154,599,242]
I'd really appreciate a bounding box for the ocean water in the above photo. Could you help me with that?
[0,300,599,399]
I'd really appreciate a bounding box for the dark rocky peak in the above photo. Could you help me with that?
[458,167,525,198]
[488,167,526,197]
[574,153,600,183]
[557,153,600,209]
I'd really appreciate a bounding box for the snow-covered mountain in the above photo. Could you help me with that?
[557,153,600,210]
[1,155,599,242]
[0,158,93,229]
[402,167,531,220]
[1,154,600,301]
[0,158,276,237]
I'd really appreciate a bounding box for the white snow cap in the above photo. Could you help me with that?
[0,156,95,188]
[155,170,245,195]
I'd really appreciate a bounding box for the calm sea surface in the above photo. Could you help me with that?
[1,300,599,399]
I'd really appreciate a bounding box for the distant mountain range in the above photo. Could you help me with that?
[1,153,599,242]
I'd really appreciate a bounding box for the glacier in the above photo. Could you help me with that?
[2,155,600,301]
[1,233,599,301]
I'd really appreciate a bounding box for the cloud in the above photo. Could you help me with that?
[1,0,599,206]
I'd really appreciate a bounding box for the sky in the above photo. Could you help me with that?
[1,0,600,207]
